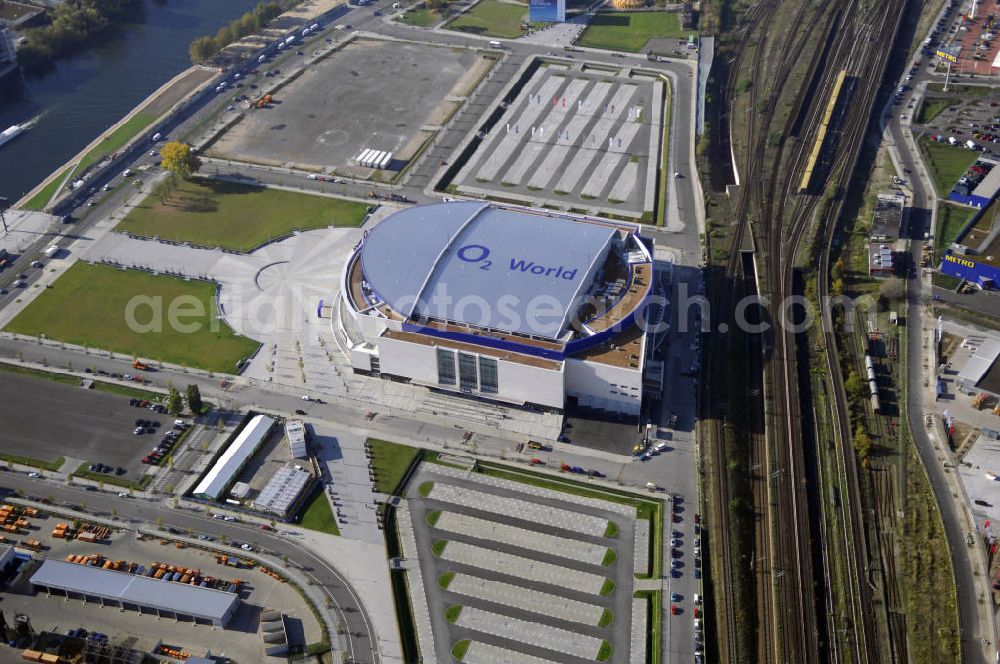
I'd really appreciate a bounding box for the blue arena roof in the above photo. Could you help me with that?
[359,202,619,339]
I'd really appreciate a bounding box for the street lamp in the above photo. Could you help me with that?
[0,196,8,233]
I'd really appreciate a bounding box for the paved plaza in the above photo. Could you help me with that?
[451,64,663,219]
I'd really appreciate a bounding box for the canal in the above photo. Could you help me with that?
[0,0,261,201]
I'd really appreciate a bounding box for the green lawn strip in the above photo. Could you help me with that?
[368,439,423,495]
[927,83,994,97]
[916,97,959,124]
[451,639,470,660]
[603,520,619,538]
[72,463,152,491]
[918,138,978,197]
[577,12,682,52]
[447,0,526,39]
[601,548,617,566]
[4,262,259,374]
[21,166,73,211]
[118,178,369,252]
[935,201,980,263]
[427,510,442,527]
[418,481,435,497]
[596,641,613,661]
[438,571,455,590]
[77,113,156,172]
[931,272,962,289]
[633,590,662,663]
[598,608,615,627]
[0,454,65,472]
[432,539,448,556]
[655,77,673,226]
[399,7,441,26]
[599,578,616,596]
[299,489,341,536]
[443,605,463,624]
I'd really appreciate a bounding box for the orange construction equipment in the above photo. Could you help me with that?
[131,359,150,370]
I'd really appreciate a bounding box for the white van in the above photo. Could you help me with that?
[151,132,162,142]
[489,40,503,48]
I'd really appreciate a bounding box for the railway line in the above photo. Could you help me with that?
[709,0,909,661]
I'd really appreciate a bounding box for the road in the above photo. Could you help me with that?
[0,470,380,664]
[883,11,996,659]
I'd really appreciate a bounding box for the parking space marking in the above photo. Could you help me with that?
[426,464,635,517]
[456,606,604,660]
[441,541,607,595]
[427,482,610,537]
[436,511,609,566]
[463,641,561,664]
[448,573,605,626]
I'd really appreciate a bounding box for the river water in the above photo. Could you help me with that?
[0,0,261,201]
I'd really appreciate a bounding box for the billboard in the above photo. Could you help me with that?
[529,0,565,23]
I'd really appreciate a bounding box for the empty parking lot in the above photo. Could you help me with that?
[209,38,491,174]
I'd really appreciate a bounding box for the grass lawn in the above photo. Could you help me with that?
[299,490,341,536]
[915,97,958,125]
[932,272,962,289]
[78,113,156,173]
[578,12,683,52]
[0,361,164,402]
[20,166,72,212]
[451,640,470,660]
[598,608,615,627]
[443,605,463,624]
[447,0,526,38]
[368,439,423,495]
[438,571,455,589]
[919,138,978,197]
[5,263,259,374]
[399,6,441,26]
[654,78,673,225]
[118,178,370,252]
[935,202,980,262]
[596,641,613,661]
[0,454,64,472]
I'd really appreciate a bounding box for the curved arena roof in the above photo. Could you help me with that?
[359,202,619,339]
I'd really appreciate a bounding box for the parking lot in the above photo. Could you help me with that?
[0,520,320,663]
[209,38,489,174]
[451,64,663,219]
[0,373,167,479]
[399,462,662,663]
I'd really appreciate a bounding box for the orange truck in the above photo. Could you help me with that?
[131,359,150,370]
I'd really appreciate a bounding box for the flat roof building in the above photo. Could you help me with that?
[957,338,1000,396]
[254,466,314,518]
[339,202,658,419]
[31,560,239,626]
[192,414,274,500]
[285,419,308,459]
[870,191,904,241]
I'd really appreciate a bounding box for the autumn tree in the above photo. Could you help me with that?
[160,141,202,179]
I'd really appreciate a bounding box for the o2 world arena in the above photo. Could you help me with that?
[339,201,662,418]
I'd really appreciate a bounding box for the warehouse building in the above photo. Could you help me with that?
[30,560,239,627]
[870,191,904,241]
[957,338,1000,396]
[337,202,660,419]
[254,466,314,518]
[192,414,275,500]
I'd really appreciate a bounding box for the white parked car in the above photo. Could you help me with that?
[118,491,129,498]
[240,543,253,551]
[670,538,681,548]
[224,515,237,522]
[27,471,39,478]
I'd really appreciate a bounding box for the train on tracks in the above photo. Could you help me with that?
[800,69,849,193]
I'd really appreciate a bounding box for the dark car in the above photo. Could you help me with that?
[295,409,307,415]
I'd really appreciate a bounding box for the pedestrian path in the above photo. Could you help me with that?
[314,426,382,544]
[396,501,438,664]
[630,598,648,664]
[633,519,650,576]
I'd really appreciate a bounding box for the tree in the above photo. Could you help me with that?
[167,387,184,415]
[844,371,866,402]
[188,35,217,64]
[854,426,872,467]
[186,384,203,415]
[160,142,201,179]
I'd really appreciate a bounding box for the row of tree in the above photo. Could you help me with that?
[188,1,290,64]
[17,0,141,70]
[166,383,203,416]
